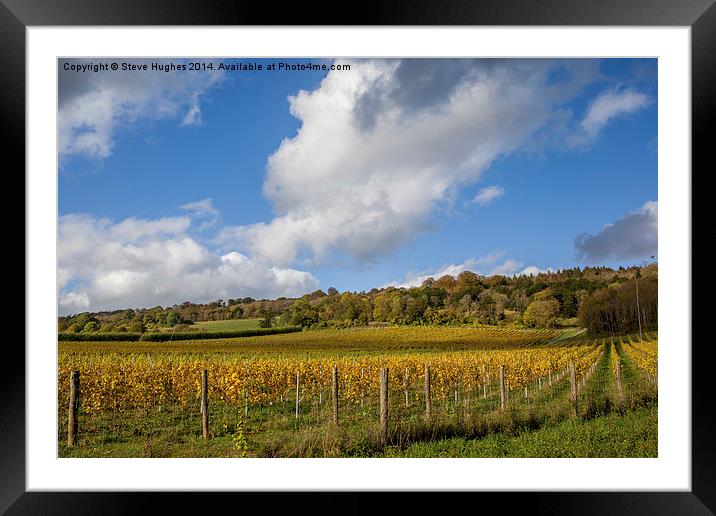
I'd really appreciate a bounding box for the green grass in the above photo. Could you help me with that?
[58,399,657,458]
[614,338,657,409]
[194,319,264,332]
[545,327,587,344]
[382,404,657,457]
[577,341,617,419]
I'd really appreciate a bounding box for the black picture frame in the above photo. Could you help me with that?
[5,0,709,513]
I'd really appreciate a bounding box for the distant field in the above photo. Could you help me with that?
[193,319,263,332]
[58,325,563,355]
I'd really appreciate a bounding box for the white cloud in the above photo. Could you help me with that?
[181,94,204,127]
[388,259,480,289]
[179,198,220,230]
[384,252,548,288]
[109,216,192,241]
[517,265,548,276]
[59,59,223,161]
[472,185,505,206]
[58,213,319,314]
[179,198,218,217]
[574,201,657,263]
[219,59,602,266]
[578,88,650,142]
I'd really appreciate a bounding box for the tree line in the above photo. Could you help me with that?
[58,264,657,335]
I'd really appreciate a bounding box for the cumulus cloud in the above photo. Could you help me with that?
[57,59,653,311]
[59,59,223,160]
[574,201,657,263]
[384,252,548,288]
[218,59,605,266]
[472,185,505,206]
[578,88,650,142]
[58,213,319,314]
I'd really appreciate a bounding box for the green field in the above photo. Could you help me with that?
[193,319,264,332]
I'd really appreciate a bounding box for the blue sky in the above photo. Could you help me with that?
[58,58,657,313]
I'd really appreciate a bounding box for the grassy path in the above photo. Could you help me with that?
[577,340,617,418]
[614,337,658,409]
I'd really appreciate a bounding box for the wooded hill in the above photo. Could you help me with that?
[58,264,657,335]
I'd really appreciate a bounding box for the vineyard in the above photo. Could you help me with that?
[57,327,658,458]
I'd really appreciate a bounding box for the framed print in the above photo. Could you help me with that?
[5,0,711,513]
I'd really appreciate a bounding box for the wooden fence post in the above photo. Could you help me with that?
[380,368,389,445]
[243,388,248,417]
[569,362,577,417]
[295,371,301,419]
[499,364,507,411]
[201,369,209,440]
[332,365,339,426]
[616,359,623,393]
[424,364,431,419]
[67,370,80,447]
